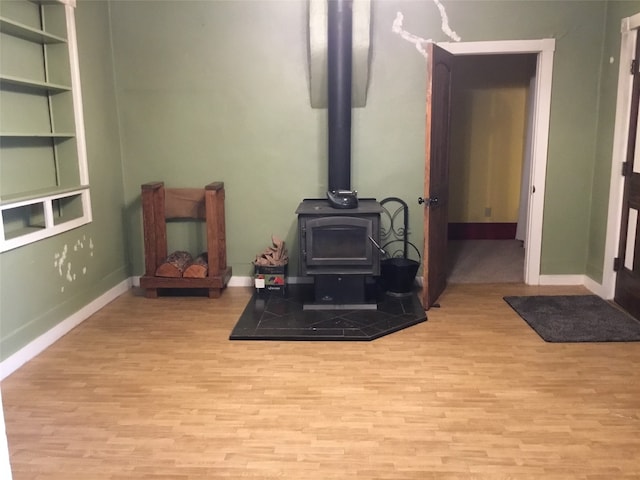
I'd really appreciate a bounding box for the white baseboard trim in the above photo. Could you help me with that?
[228,276,253,287]
[537,274,586,286]
[0,278,132,381]
[537,274,606,297]
[583,275,609,298]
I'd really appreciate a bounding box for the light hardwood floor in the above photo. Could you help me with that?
[2,284,640,479]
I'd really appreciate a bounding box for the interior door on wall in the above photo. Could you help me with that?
[422,43,454,309]
[615,33,640,321]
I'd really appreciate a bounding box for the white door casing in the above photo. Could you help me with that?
[603,12,640,299]
[439,39,555,285]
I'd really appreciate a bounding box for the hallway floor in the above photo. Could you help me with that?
[448,240,525,284]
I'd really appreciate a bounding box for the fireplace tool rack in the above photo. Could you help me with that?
[379,197,421,295]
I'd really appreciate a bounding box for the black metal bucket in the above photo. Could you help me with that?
[381,257,419,295]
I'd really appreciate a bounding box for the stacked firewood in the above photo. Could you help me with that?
[155,251,209,278]
[254,235,288,266]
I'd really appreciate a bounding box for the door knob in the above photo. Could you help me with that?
[418,196,439,207]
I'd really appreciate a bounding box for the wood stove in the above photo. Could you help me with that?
[296,198,383,309]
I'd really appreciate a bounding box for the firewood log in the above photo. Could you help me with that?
[183,252,209,278]
[155,251,193,277]
[254,235,289,266]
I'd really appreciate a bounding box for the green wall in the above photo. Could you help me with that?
[0,0,128,362]
[109,0,614,278]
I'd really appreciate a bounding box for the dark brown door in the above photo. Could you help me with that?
[421,43,454,309]
[615,34,640,320]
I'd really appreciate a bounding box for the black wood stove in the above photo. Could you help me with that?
[296,198,383,309]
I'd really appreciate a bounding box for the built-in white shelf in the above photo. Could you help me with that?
[0,132,75,138]
[0,16,67,44]
[1,185,89,207]
[0,74,71,93]
[1,0,91,253]
[1,187,91,251]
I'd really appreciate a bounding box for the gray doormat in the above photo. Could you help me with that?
[504,295,640,342]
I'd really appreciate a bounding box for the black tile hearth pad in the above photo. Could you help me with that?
[229,284,427,341]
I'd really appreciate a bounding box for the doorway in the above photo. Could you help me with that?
[447,53,537,284]
[429,39,555,289]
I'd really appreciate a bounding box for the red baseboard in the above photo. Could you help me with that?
[448,222,517,240]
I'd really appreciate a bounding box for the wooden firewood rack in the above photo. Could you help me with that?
[139,181,232,298]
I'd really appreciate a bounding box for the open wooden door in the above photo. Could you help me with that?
[421,43,454,309]
[614,33,640,320]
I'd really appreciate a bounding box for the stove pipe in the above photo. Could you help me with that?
[327,0,353,192]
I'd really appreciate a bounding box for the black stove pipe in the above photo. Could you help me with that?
[327,0,353,192]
